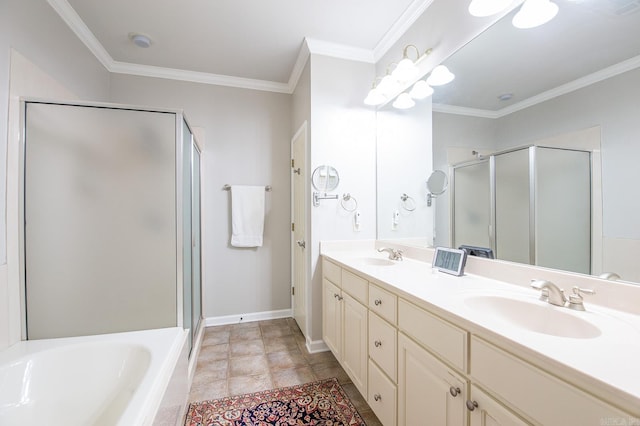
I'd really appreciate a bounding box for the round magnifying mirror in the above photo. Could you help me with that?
[311,165,340,192]
[427,170,448,195]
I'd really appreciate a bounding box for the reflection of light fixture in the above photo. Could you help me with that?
[377,72,402,96]
[468,0,512,17]
[513,0,559,29]
[427,65,455,86]
[392,45,421,83]
[392,93,415,109]
[409,80,434,99]
[131,33,152,48]
[364,79,387,106]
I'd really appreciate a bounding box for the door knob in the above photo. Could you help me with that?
[296,240,306,249]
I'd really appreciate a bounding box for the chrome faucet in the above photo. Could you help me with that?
[377,247,404,261]
[530,279,567,307]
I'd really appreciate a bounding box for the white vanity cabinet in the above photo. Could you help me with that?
[398,333,467,426]
[322,259,368,397]
[468,385,530,426]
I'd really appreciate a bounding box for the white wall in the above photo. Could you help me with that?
[307,55,377,342]
[109,75,293,321]
[0,0,110,351]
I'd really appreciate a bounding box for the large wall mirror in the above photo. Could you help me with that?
[376,1,640,284]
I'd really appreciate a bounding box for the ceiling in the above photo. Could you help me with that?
[51,0,432,93]
[432,0,640,115]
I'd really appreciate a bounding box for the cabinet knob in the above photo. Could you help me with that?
[466,400,478,411]
[374,340,382,347]
[449,386,461,397]
[374,299,382,306]
[373,393,382,402]
[333,293,343,301]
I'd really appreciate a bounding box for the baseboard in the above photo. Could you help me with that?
[205,308,293,327]
[306,337,329,354]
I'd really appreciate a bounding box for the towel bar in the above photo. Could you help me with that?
[223,184,272,192]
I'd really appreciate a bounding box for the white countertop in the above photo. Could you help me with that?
[321,246,640,416]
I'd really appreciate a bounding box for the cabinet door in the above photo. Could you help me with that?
[398,334,467,426]
[343,293,368,397]
[323,279,342,359]
[468,385,530,426]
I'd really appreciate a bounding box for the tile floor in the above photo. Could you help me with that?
[188,317,382,425]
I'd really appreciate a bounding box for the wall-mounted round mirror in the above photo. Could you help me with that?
[427,170,448,195]
[311,165,340,192]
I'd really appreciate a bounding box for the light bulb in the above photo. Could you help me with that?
[392,93,415,110]
[364,87,386,106]
[426,65,455,86]
[409,80,434,99]
[513,0,559,29]
[468,0,512,17]
[392,58,419,83]
[377,74,402,96]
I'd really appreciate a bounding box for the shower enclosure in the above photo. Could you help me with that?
[20,100,202,353]
[452,146,591,274]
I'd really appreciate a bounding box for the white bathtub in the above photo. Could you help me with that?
[0,327,188,426]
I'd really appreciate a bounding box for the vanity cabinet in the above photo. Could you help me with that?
[398,333,467,426]
[468,385,530,426]
[322,260,368,397]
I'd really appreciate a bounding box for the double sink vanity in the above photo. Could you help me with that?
[321,241,640,425]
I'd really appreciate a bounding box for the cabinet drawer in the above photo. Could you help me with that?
[470,336,632,425]
[322,258,341,287]
[369,359,397,426]
[342,269,368,304]
[369,284,397,324]
[398,299,467,372]
[369,312,397,382]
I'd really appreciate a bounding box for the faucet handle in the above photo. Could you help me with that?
[567,286,595,311]
[530,279,552,302]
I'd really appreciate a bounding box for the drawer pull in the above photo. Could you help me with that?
[374,340,382,347]
[334,293,343,301]
[374,299,382,306]
[466,400,478,411]
[449,386,461,397]
[373,393,382,402]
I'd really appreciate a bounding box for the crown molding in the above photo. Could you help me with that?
[47,0,114,70]
[304,38,375,63]
[110,61,291,93]
[373,0,436,62]
[432,103,499,119]
[287,41,311,93]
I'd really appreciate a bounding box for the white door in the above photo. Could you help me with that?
[291,122,307,334]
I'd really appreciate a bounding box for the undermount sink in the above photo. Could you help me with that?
[357,257,396,266]
[464,295,602,339]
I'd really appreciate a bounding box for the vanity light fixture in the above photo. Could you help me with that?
[409,80,434,99]
[130,33,152,48]
[364,79,387,106]
[512,0,559,29]
[392,93,416,110]
[426,65,455,86]
[468,0,512,17]
[392,45,421,83]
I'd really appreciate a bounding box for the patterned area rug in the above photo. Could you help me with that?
[185,377,366,425]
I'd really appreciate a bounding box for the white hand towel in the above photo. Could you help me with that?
[230,185,265,247]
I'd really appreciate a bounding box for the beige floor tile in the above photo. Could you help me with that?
[340,382,369,414]
[229,321,260,330]
[227,374,273,396]
[358,409,383,426]
[266,348,307,370]
[311,361,351,384]
[229,327,262,342]
[228,354,269,377]
[202,329,230,346]
[271,366,316,388]
[259,318,289,328]
[229,338,265,357]
[198,343,229,362]
[264,335,299,353]
[261,325,292,338]
[304,350,338,365]
[193,359,228,384]
[188,379,228,402]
